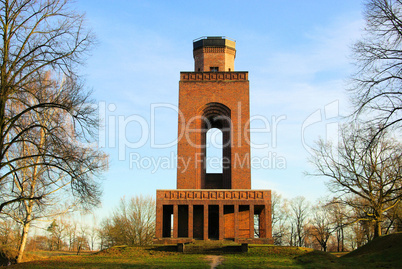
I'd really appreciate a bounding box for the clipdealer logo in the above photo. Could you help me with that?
[97,100,341,172]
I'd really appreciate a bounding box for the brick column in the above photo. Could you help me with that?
[265,205,270,239]
[234,204,239,239]
[249,204,254,239]
[266,202,272,238]
[173,205,178,238]
[219,204,224,240]
[188,204,193,238]
[204,205,209,240]
[155,203,163,238]
[260,206,266,238]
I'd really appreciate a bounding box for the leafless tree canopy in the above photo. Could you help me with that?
[0,0,106,212]
[310,202,335,252]
[351,0,402,133]
[0,0,106,262]
[289,196,310,247]
[99,196,156,248]
[308,123,402,238]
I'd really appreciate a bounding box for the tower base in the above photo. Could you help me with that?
[155,189,273,244]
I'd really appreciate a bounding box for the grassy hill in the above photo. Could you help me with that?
[3,235,402,268]
[340,232,402,268]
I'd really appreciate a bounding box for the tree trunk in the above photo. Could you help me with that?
[374,219,382,238]
[337,229,340,252]
[17,220,31,263]
[341,226,344,251]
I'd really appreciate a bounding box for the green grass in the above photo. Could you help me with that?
[5,234,402,269]
[7,246,209,269]
[217,246,340,269]
[339,232,402,269]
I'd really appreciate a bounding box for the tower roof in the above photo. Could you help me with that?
[192,36,236,72]
[193,36,236,50]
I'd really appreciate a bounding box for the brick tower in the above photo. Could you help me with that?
[155,37,272,247]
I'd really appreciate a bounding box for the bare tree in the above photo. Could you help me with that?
[327,198,348,252]
[88,214,98,251]
[310,201,334,252]
[76,224,88,254]
[0,219,20,248]
[383,199,402,232]
[0,0,102,211]
[100,196,156,247]
[350,0,402,134]
[308,123,402,238]
[271,191,290,245]
[4,72,106,263]
[289,196,310,247]
[349,221,370,249]
[65,220,77,251]
[98,218,113,249]
[47,218,68,251]
[0,0,107,262]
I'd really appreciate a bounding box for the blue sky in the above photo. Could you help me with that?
[74,0,365,218]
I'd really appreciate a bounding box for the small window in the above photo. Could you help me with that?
[228,68,231,72]
[210,67,219,72]
[198,68,201,71]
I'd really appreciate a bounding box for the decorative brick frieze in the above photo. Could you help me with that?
[157,190,270,201]
[180,71,248,81]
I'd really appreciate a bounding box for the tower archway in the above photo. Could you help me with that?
[206,128,223,173]
[199,102,231,189]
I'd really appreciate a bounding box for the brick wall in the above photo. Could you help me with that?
[194,47,235,72]
[176,76,251,190]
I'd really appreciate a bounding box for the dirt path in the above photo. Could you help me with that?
[205,255,224,269]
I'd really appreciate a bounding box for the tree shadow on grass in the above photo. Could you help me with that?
[148,245,178,252]
[294,250,339,269]
[149,245,243,254]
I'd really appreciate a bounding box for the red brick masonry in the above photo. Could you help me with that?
[180,71,248,81]
[154,37,272,245]
[154,190,273,244]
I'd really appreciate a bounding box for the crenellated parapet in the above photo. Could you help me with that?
[180,71,248,81]
[157,189,269,201]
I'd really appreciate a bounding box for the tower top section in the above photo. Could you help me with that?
[193,36,236,72]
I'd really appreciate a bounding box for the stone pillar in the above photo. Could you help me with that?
[204,205,209,240]
[266,201,272,238]
[155,203,163,238]
[260,206,266,238]
[188,204,193,239]
[173,205,178,238]
[249,204,254,239]
[264,205,269,239]
[234,204,239,239]
[219,204,224,240]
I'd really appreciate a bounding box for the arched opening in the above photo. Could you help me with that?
[206,128,223,173]
[199,102,231,189]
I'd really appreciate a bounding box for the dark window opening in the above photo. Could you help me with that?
[193,205,204,239]
[208,205,219,239]
[178,205,188,237]
[210,67,219,72]
[162,205,173,238]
